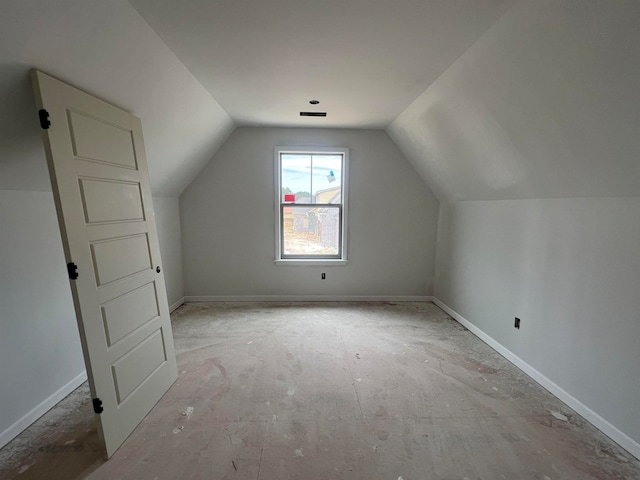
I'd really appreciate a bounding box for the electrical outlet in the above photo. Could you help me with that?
[514,317,521,329]
[321,273,326,280]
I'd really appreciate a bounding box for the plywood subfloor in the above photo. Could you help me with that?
[1,302,638,479]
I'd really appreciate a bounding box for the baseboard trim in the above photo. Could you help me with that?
[0,370,87,450]
[169,296,185,313]
[185,295,435,303]
[431,297,640,460]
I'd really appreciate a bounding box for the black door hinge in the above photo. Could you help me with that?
[38,109,50,129]
[92,398,104,414]
[67,262,79,280]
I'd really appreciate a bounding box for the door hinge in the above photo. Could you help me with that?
[92,398,104,414]
[67,262,79,280]
[38,109,51,129]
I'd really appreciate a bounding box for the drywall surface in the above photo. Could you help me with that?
[181,127,439,297]
[130,0,513,128]
[387,0,640,450]
[153,197,184,307]
[0,190,85,438]
[435,197,640,446]
[388,0,640,202]
[0,0,223,443]
[0,0,233,196]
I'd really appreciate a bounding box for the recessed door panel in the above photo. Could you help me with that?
[68,110,137,168]
[91,235,151,286]
[102,283,159,346]
[32,70,177,459]
[111,330,166,403]
[79,179,144,224]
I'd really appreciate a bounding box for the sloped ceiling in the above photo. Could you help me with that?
[129,0,513,129]
[4,1,636,202]
[388,0,640,201]
[0,0,234,197]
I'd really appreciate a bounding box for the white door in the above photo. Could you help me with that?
[31,70,178,458]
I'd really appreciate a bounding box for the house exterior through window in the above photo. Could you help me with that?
[275,146,348,263]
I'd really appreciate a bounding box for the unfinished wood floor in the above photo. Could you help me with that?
[1,302,639,479]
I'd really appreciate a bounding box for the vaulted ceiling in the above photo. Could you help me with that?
[0,0,234,197]
[388,0,640,201]
[129,0,512,129]
[2,0,639,201]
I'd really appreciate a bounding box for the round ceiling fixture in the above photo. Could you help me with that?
[309,99,320,105]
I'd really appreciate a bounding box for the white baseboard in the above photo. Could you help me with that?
[184,295,435,303]
[0,370,87,450]
[431,297,640,461]
[169,296,185,313]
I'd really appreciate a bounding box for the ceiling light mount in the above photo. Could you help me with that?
[309,99,320,105]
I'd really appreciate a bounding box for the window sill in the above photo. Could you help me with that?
[274,259,348,266]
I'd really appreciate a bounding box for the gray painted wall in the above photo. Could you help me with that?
[387,0,640,451]
[0,190,84,440]
[435,198,640,446]
[0,190,182,445]
[153,197,184,308]
[0,0,234,196]
[181,128,439,297]
[388,0,640,202]
[0,190,183,446]
[0,0,202,444]
[3,0,638,459]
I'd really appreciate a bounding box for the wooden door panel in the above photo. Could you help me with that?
[79,179,144,223]
[111,330,166,403]
[32,70,177,458]
[96,269,154,304]
[105,315,162,367]
[101,283,159,346]
[68,110,137,168]
[90,234,152,286]
[75,159,140,184]
[114,356,175,433]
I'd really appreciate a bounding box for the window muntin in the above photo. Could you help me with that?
[276,148,348,261]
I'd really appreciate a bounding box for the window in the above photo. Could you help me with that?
[275,146,348,263]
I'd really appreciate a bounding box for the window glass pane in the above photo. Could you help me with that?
[281,154,311,203]
[283,205,341,256]
[311,155,342,203]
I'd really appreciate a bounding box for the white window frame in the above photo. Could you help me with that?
[274,146,349,265]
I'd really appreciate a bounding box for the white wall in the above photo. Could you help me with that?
[0,0,221,445]
[435,198,640,452]
[153,197,184,309]
[0,0,234,196]
[0,191,182,448]
[181,127,439,298]
[0,190,85,447]
[388,0,640,455]
[388,0,640,202]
